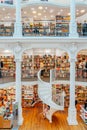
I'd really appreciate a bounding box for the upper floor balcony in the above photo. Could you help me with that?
[0,0,87,38]
[0,22,87,37]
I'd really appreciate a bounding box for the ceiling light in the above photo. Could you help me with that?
[31,8,35,10]
[80,9,85,13]
[38,13,41,16]
[57,12,61,15]
[7,16,10,18]
[45,7,48,9]
[60,9,63,12]
[68,13,70,15]
[24,11,27,14]
[2,8,5,11]
[51,15,54,18]
[4,50,11,53]
[50,9,54,13]
[38,6,43,10]
[32,11,36,14]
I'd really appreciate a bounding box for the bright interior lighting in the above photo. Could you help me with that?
[50,9,54,13]
[80,10,85,13]
[45,7,48,9]
[38,6,43,10]
[68,13,70,15]
[4,50,11,53]
[2,8,5,11]
[45,49,51,54]
[31,8,35,10]
[32,11,36,14]
[38,13,41,16]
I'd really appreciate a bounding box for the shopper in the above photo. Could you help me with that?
[0,60,3,78]
[82,21,87,36]
[84,100,87,110]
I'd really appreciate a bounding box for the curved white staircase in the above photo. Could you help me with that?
[38,69,65,123]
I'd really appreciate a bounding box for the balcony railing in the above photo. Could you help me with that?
[0,68,87,84]
[50,68,87,83]
[0,22,87,37]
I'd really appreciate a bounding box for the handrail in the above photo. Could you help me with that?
[37,69,50,85]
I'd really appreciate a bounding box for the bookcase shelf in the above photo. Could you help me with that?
[52,84,87,107]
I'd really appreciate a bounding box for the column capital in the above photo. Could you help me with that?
[69,43,77,61]
[13,44,22,61]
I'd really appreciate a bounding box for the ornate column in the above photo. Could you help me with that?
[69,0,78,37]
[67,44,78,125]
[14,0,22,37]
[14,45,23,125]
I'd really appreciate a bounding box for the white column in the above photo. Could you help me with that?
[15,58,23,125]
[67,58,78,125]
[14,0,22,37]
[69,0,78,37]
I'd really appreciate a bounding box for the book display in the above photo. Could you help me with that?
[80,105,87,124]
[52,84,87,107]
[0,53,87,79]
[22,84,38,107]
[0,87,15,106]
[0,56,15,77]
[22,55,34,78]
[56,15,70,36]
[0,85,38,108]
[0,24,14,36]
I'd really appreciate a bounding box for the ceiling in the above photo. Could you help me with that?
[0,0,87,23]
[0,48,87,56]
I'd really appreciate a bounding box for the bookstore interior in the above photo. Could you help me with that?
[0,0,87,130]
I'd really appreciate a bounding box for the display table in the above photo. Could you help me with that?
[80,105,87,124]
[0,106,13,129]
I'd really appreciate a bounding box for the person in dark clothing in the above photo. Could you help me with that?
[0,61,3,78]
[84,100,87,110]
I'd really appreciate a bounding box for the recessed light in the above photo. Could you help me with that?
[4,50,11,53]
[38,13,41,16]
[2,8,5,11]
[60,9,63,12]
[24,11,27,14]
[45,7,48,9]
[50,9,54,13]
[68,13,70,15]
[31,8,35,10]
[80,9,85,13]
[51,15,54,18]
[57,12,61,15]
[38,6,43,10]
[32,11,36,14]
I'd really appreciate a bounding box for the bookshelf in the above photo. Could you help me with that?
[55,15,69,36]
[52,84,87,107]
[22,84,38,107]
[0,56,15,77]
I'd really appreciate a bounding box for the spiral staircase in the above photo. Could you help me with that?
[37,69,65,123]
